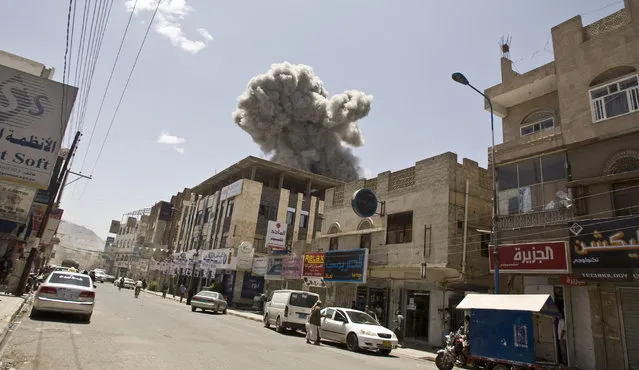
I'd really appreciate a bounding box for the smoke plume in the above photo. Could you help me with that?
[232,62,372,182]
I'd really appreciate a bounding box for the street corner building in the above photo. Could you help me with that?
[482,1,639,369]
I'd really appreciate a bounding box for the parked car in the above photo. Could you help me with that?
[318,307,398,355]
[123,278,135,289]
[31,271,96,322]
[263,290,320,333]
[190,290,227,314]
[91,270,107,283]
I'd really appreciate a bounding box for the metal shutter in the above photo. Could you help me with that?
[620,287,639,370]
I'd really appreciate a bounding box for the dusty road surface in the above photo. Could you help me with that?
[0,285,436,370]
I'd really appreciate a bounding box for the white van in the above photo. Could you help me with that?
[263,290,320,333]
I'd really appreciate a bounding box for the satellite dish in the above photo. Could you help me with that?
[351,188,378,218]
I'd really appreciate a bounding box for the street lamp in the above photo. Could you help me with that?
[452,72,501,294]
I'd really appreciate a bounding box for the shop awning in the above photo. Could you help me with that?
[457,293,561,316]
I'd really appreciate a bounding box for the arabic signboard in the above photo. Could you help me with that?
[252,256,267,276]
[109,220,120,234]
[207,248,237,270]
[266,220,287,250]
[0,64,77,188]
[282,255,303,279]
[265,255,283,280]
[302,252,325,278]
[0,181,36,223]
[568,216,639,282]
[560,275,587,286]
[236,241,255,271]
[220,179,243,201]
[323,248,368,283]
[240,272,264,299]
[488,241,569,274]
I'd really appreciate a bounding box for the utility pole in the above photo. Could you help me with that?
[14,131,81,296]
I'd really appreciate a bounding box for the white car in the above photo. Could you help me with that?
[263,290,320,333]
[190,290,228,314]
[31,271,96,322]
[319,307,398,355]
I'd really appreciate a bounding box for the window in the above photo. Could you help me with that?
[386,212,413,244]
[329,237,339,250]
[289,292,318,308]
[613,181,639,216]
[220,234,228,248]
[226,200,234,218]
[496,153,568,215]
[480,233,490,258]
[590,75,639,122]
[253,237,266,254]
[299,212,309,229]
[520,111,555,137]
[286,210,295,226]
[49,273,91,287]
[323,308,336,319]
[360,233,372,250]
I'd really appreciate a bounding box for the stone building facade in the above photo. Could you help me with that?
[484,1,639,369]
[316,152,493,347]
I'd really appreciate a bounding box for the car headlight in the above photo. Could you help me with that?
[359,329,375,336]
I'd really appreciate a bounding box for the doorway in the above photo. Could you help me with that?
[405,290,430,341]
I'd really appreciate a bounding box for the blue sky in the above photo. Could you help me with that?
[0,0,624,239]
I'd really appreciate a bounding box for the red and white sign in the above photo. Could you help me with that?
[489,241,569,274]
[266,220,287,250]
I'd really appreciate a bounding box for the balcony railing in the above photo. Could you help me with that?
[496,207,574,230]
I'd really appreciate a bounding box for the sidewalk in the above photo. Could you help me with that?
[0,293,28,343]
[142,289,437,361]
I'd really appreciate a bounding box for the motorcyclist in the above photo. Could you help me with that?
[134,280,142,297]
[119,276,124,291]
[141,279,147,290]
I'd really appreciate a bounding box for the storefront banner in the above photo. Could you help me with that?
[568,216,639,281]
[560,275,587,286]
[29,202,48,236]
[252,256,268,276]
[265,255,284,280]
[0,64,78,188]
[323,248,368,283]
[207,248,237,270]
[0,181,36,223]
[488,241,569,274]
[266,220,287,250]
[236,241,255,271]
[240,272,264,299]
[302,252,325,278]
[282,255,303,279]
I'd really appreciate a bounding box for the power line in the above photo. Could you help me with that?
[61,0,75,145]
[78,0,162,201]
[76,0,140,177]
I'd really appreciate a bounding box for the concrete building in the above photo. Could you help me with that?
[172,156,343,305]
[111,213,151,278]
[484,1,639,369]
[316,152,493,347]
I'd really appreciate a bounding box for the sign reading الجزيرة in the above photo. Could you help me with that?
[0,64,77,189]
[323,248,369,283]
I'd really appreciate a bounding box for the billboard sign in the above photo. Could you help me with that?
[0,64,77,188]
[266,220,287,250]
[281,255,303,279]
[207,248,237,270]
[568,216,639,282]
[265,255,283,280]
[251,256,268,276]
[0,181,36,223]
[488,241,569,274]
[302,252,325,278]
[236,241,255,271]
[323,248,368,283]
[220,179,243,201]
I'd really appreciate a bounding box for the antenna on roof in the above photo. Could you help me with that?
[499,35,512,58]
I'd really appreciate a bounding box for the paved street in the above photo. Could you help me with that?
[0,285,436,370]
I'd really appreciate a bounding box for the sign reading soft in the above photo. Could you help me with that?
[323,248,368,283]
[266,221,287,250]
[0,65,78,188]
[488,241,569,274]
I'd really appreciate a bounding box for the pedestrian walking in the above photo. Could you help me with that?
[306,300,324,345]
[393,310,404,346]
[179,283,186,303]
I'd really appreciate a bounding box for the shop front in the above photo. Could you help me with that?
[569,216,639,370]
[355,282,390,327]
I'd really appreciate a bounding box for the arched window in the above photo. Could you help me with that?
[357,218,374,230]
[604,150,639,216]
[520,110,555,137]
[327,223,341,234]
[589,66,639,123]
[603,149,639,176]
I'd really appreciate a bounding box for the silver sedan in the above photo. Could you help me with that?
[190,290,227,314]
[31,271,96,322]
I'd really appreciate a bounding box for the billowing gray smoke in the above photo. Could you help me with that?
[232,62,372,182]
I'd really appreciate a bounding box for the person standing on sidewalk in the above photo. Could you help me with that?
[393,310,404,346]
[179,283,186,303]
[306,300,324,345]
[557,316,567,365]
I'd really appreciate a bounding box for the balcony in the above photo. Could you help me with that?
[496,207,574,230]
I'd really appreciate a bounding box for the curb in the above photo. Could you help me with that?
[226,310,262,323]
[0,296,28,344]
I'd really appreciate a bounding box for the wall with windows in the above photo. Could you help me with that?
[502,92,560,143]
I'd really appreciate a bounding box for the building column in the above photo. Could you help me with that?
[279,173,285,189]
[250,167,257,180]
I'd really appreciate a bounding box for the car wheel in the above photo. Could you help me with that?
[346,333,360,352]
[263,313,270,328]
[275,317,284,333]
[379,349,392,356]
[81,313,92,323]
[29,308,41,319]
[191,306,196,312]
[222,307,227,314]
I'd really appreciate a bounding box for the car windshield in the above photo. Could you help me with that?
[49,273,91,287]
[289,292,318,308]
[346,311,379,325]
[198,291,219,299]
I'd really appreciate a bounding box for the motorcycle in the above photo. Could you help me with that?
[435,329,469,370]
[134,286,141,298]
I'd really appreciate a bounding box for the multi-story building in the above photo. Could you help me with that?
[111,212,151,278]
[317,152,492,347]
[483,2,639,369]
[173,156,343,305]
